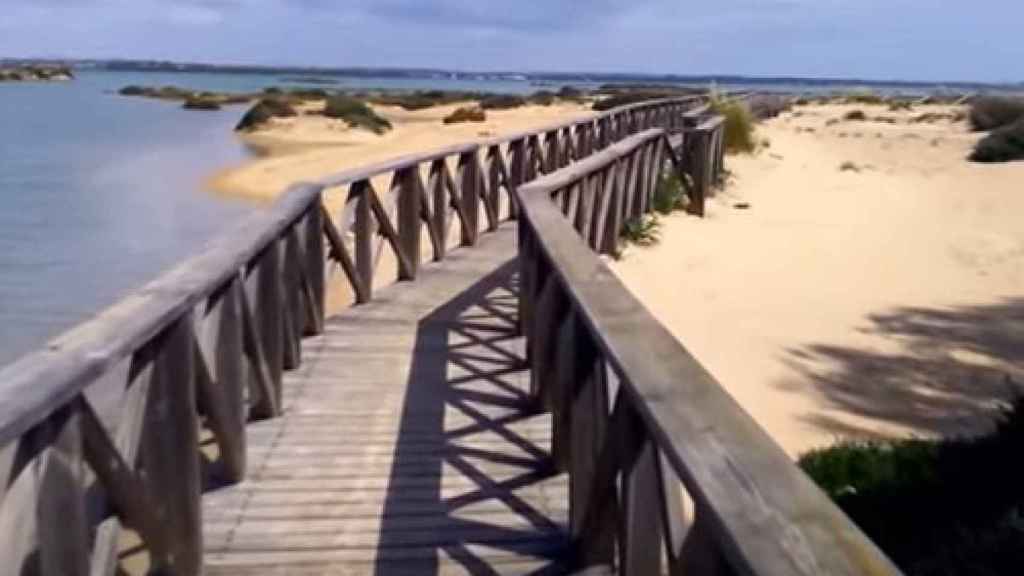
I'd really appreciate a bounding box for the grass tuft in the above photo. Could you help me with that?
[620,215,661,247]
[323,95,392,134]
[652,172,687,215]
[710,95,757,154]
[443,106,486,124]
[235,97,298,131]
[844,110,868,121]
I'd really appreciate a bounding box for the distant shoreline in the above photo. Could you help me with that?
[5,58,1022,92]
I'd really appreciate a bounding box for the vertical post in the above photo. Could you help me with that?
[280,226,302,370]
[352,180,375,299]
[508,140,526,219]
[429,160,448,258]
[304,203,326,334]
[458,150,480,246]
[141,315,202,575]
[249,240,283,418]
[396,166,422,279]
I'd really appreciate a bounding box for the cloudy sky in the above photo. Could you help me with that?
[2,0,1021,83]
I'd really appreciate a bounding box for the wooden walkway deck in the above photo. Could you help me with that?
[202,223,570,575]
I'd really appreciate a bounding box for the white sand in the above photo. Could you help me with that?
[611,103,1024,456]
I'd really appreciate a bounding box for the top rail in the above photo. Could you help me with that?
[319,95,703,187]
[516,129,902,575]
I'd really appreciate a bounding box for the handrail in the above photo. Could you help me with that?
[516,129,902,575]
[0,95,707,576]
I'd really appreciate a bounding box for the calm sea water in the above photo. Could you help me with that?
[0,70,555,367]
[0,69,984,367]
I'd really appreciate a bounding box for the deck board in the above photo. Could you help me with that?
[202,223,570,575]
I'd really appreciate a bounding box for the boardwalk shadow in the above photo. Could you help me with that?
[785,297,1024,442]
[375,260,568,575]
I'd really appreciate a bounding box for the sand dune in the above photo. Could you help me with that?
[611,102,1024,456]
[210,101,594,200]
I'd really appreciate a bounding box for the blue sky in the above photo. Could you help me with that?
[2,0,1021,83]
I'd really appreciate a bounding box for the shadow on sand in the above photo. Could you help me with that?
[785,297,1024,442]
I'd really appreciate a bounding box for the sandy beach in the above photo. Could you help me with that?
[610,102,1024,456]
[211,100,594,200]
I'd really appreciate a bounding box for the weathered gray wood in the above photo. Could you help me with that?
[350,179,376,300]
[195,277,247,482]
[302,206,326,335]
[517,129,903,576]
[141,316,202,575]
[618,405,663,576]
[458,150,480,246]
[396,166,422,279]
[321,205,368,304]
[248,241,284,419]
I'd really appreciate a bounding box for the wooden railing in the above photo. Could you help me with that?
[516,129,902,575]
[0,96,703,575]
[317,96,702,301]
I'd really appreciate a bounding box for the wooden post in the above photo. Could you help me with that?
[247,241,283,418]
[351,180,375,299]
[396,166,422,279]
[141,316,202,575]
[303,204,326,334]
[195,277,247,483]
[458,150,480,246]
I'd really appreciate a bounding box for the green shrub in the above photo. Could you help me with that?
[529,90,556,106]
[844,110,867,121]
[182,97,221,111]
[969,97,1024,131]
[119,85,146,96]
[620,215,660,247]
[235,97,298,131]
[479,94,527,110]
[653,172,686,215]
[844,90,885,105]
[800,395,1024,576]
[443,106,486,124]
[710,97,756,154]
[323,95,392,134]
[970,118,1024,163]
[557,86,585,100]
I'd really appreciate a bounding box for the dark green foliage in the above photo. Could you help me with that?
[287,88,329,101]
[888,100,914,112]
[970,119,1024,163]
[263,86,283,95]
[182,97,221,111]
[443,106,486,124]
[235,97,298,131]
[620,215,661,247]
[119,85,146,96]
[653,172,686,215]
[557,86,585,100]
[529,91,556,106]
[843,91,885,105]
[710,97,757,154]
[323,95,392,134]
[479,94,527,110]
[800,395,1024,576]
[844,110,868,121]
[969,97,1024,131]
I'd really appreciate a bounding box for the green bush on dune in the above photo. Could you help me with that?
[235,97,298,131]
[323,95,392,134]
[968,97,1024,132]
[653,172,687,215]
[970,119,1024,163]
[479,94,527,110]
[710,96,757,154]
[443,106,486,124]
[800,395,1024,576]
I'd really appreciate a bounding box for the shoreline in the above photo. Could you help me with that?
[207,100,596,201]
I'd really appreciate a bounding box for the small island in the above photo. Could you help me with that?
[0,66,74,82]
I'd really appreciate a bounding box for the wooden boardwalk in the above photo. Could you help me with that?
[202,224,570,575]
